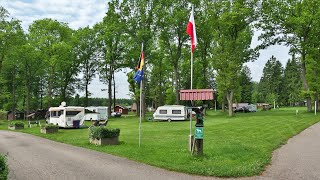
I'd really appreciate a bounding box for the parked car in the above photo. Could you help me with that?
[247,104,257,112]
[111,112,122,117]
[234,106,250,113]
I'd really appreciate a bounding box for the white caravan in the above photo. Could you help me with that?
[153,105,187,122]
[84,106,108,121]
[47,106,85,128]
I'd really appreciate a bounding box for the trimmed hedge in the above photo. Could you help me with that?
[0,154,8,180]
[14,122,24,127]
[41,124,59,130]
[89,127,120,140]
[8,122,24,128]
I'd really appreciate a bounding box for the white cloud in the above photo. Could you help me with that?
[2,0,108,30]
[247,29,291,82]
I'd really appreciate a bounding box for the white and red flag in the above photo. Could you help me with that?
[186,7,197,53]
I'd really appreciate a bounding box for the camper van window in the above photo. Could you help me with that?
[51,111,60,117]
[172,110,181,114]
[66,111,81,116]
[58,110,63,116]
[159,110,167,114]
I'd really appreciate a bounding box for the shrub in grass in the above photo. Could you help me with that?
[0,154,8,180]
[8,122,24,130]
[41,124,59,134]
[89,127,120,145]
[0,111,7,120]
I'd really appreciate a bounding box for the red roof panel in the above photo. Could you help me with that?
[179,89,214,101]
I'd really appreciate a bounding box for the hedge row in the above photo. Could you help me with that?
[0,154,8,180]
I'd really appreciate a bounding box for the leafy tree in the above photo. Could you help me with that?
[212,0,258,116]
[75,27,99,107]
[0,7,25,115]
[258,0,320,112]
[28,18,74,107]
[121,0,157,117]
[95,0,126,116]
[15,44,44,114]
[154,0,189,104]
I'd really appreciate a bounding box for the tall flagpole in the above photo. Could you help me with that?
[190,50,193,136]
[189,5,194,151]
[139,43,143,147]
[139,78,142,147]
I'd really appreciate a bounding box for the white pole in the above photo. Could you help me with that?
[274,100,275,109]
[139,43,143,147]
[315,101,317,116]
[190,51,193,136]
[139,81,142,147]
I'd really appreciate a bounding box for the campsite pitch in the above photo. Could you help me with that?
[0,107,318,177]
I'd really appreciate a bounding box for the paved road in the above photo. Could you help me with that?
[258,122,320,180]
[0,131,214,180]
[1,122,320,180]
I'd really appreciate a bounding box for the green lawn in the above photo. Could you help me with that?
[0,107,318,177]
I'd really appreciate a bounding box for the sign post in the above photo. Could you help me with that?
[179,89,214,155]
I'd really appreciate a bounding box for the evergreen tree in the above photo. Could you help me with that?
[258,56,283,104]
[239,65,253,103]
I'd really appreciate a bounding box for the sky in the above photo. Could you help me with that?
[1,0,291,99]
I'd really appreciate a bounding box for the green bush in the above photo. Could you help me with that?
[89,127,120,140]
[0,111,7,120]
[41,124,59,130]
[0,154,8,180]
[9,122,24,127]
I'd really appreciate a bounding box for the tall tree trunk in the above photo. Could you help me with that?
[226,90,234,117]
[301,57,311,112]
[159,59,164,106]
[113,71,116,111]
[108,71,113,117]
[85,83,89,107]
[12,68,16,120]
[48,67,54,107]
[222,94,226,112]
[141,78,145,119]
[0,55,4,74]
[26,81,30,116]
[174,65,179,105]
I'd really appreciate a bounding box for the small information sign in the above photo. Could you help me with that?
[194,127,203,139]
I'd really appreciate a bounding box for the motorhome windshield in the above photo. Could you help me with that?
[66,111,81,116]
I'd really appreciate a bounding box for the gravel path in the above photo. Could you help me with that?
[1,122,320,180]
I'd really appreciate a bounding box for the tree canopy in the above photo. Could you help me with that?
[0,0,319,117]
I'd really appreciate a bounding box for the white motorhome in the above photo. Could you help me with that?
[153,105,187,122]
[84,106,108,121]
[47,106,85,128]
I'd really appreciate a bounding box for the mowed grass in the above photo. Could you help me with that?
[0,107,318,177]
